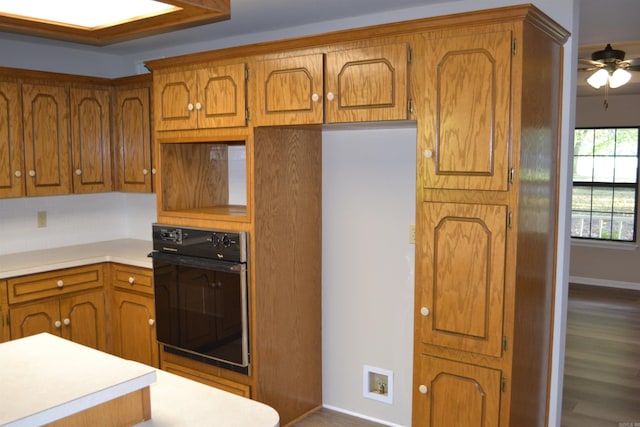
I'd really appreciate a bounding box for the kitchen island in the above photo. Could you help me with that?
[0,333,279,427]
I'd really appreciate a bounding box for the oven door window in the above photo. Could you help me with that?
[152,253,248,368]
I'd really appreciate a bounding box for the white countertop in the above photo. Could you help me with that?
[138,370,280,427]
[0,239,153,279]
[0,333,157,427]
[0,333,279,427]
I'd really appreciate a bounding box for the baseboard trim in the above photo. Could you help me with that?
[569,275,640,291]
[321,404,406,427]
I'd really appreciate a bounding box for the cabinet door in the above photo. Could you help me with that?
[154,70,197,131]
[9,299,60,339]
[417,202,507,357]
[70,87,112,193]
[60,290,106,351]
[0,80,24,198]
[422,30,512,191]
[413,354,501,427]
[115,86,153,193]
[22,83,71,196]
[325,44,409,123]
[254,54,324,126]
[196,63,247,129]
[113,290,159,367]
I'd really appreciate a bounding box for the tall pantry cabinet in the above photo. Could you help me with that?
[411,8,568,427]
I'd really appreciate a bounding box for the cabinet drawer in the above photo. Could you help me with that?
[112,264,153,294]
[8,265,103,304]
[162,361,251,398]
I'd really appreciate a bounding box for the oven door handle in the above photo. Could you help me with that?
[149,251,245,273]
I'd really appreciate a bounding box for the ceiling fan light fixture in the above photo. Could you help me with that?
[609,68,632,88]
[586,68,609,89]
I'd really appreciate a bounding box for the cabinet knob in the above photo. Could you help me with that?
[63,318,70,326]
[75,169,82,176]
[149,318,155,326]
[28,170,36,177]
[418,385,428,394]
[151,168,157,175]
[311,93,320,102]
[424,149,433,159]
[54,320,62,328]
[57,280,64,288]
[128,276,135,284]
[195,102,202,110]
[326,92,335,101]
[14,171,22,177]
[143,169,149,175]
[187,103,194,111]
[420,307,430,317]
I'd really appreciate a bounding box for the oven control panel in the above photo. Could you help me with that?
[152,224,247,262]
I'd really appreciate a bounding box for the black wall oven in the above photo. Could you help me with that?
[150,224,249,374]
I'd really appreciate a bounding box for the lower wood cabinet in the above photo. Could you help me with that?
[9,289,107,351]
[0,280,10,343]
[112,291,158,367]
[162,359,251,398]
[413,354,502,427]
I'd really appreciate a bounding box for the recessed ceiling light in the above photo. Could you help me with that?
[0,0,180,30]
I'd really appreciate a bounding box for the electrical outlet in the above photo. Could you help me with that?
[409,224,416,244]
[37,211,47,228]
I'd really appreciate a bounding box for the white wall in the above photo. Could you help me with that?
[0,193,156,256]
[570,93,640,288]
[322,127,416,426]
[0,1,578,425]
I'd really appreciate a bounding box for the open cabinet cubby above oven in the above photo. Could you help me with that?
[158,140,249,222]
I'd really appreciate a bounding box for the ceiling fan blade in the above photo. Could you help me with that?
[625,57,640,72]
[577,66,599,72]
[578,58,603,67]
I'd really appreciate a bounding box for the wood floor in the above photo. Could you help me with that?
[562,283,640,427]
[292,408,386,427]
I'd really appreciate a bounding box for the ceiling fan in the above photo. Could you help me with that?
[579,43,640,89]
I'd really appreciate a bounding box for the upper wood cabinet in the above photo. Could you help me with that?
[253,54,324,126]
[22,83,71,196]
[0,80,23,198]
[70,86,113,194]
[154,63,247,131]
[114,83,154,193]
[253,43,410,126]
[420,30,512,191]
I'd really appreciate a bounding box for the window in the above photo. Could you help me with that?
[572,127,639,242]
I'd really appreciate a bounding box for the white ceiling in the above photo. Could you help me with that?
[1,0,639,95]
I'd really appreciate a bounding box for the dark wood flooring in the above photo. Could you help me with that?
[562,284,640,427]
[292,408,386,427]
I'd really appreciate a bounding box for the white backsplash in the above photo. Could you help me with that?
[0,192,157,255]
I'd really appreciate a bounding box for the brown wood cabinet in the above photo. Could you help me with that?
[22,82,71,196]
[7,265,106,351]
[154,63,247,131]
[113,77,154,193]
[253,44,410,126]
[144,5,567,426]
[70,86,113,193]
[0,280,9,343]
[0,79,24,198]
[411,11,567,427]
[111,264,159,367]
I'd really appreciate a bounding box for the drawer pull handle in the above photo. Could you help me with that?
[54,320,62,328]
[128,277,135,285]
[148,318,155,326]
[57,280,64,288]
[63,318,70,326]
[419,385,428,394]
